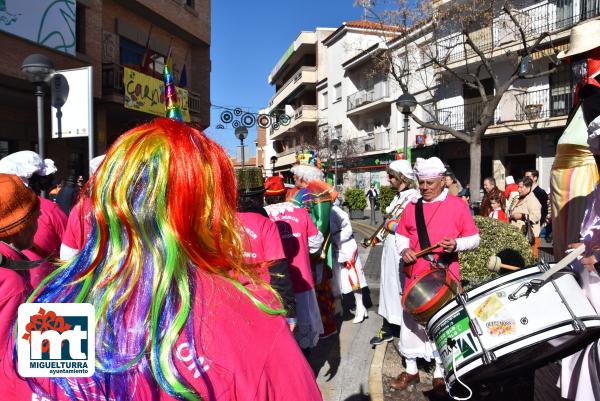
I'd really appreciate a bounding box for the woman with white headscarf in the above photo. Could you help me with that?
[370,160,419,345]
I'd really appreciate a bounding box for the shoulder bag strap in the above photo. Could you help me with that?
[415,198,431,250]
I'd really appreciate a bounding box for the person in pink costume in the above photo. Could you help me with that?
[264,175,324,356]
[0,151,66,288]
[60,155,105,260]
[392,157,480,394]
[0,174,39,354]
[236,167,297,331]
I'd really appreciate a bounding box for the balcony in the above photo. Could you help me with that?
[274,148,299,167]
[515,88,572,120]
[101,63,202,115]
[436,102,488,132]
[271,105,318,139]
[355,129,391,153]
[269,66,318,109]
[346,82,391,114]
[436,2,600,65]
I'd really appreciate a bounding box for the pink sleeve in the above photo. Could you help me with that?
[61,204,83,250]
[50,203,68,239]
[255,329,323,401]
[396,203,413,238]
[262,219,286,261]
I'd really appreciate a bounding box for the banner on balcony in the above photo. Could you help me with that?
[123,67,190,122]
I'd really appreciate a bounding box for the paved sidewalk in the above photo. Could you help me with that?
[308,219,383,401]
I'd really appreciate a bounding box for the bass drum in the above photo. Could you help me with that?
[426,265,600,387]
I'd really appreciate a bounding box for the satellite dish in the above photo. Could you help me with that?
[50,74,69,108]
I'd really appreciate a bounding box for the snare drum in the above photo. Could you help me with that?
[426,265,600,387]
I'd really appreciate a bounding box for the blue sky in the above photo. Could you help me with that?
[206,1,367,158]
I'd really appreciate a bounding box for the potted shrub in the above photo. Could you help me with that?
[378,185,397,213]
[459,216,534,290]
[344,187,367,219]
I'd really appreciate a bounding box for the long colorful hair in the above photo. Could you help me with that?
[26,118,283,400]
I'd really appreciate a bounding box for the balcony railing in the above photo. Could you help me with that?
[436,2,600,64]
[269,66,317,106]
[515,88,572,120]
[293,105,318,119]
[355,129,390,152]
[101,63,202,114]
[436,102,486,132]
[347,82,390,111]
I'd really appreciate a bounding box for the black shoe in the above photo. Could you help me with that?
[369,329,393,345]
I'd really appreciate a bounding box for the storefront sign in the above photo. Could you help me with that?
[123,67,190,122]
[51,67,93,139]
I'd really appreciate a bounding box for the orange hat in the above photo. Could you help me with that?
[264,176,287,196]
[0,173,40,239]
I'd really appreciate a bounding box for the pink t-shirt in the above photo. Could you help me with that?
[0,273,322,401]
[61,198,93,251]
[0,242,30,352]
[23,197,67,288]
[237,212,286,264]
[397,194,479,288]
[265,203,319,293]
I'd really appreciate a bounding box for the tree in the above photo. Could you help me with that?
[358,0,561,201]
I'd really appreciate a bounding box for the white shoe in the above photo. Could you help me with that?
[353,304,368,324]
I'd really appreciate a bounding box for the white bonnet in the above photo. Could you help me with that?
[0,150,57,186]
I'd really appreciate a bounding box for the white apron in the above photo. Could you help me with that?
[377,189,418,325]
[330,205,367,295]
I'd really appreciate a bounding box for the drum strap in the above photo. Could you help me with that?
[415,198,431,250]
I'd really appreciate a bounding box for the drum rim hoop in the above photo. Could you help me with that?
[402,269,458,314]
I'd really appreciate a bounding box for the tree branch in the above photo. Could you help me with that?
[463,30,498,87]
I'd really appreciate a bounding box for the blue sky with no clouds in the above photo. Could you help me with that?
[206,0,368,158]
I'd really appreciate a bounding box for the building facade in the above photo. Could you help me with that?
[0,0,210,179]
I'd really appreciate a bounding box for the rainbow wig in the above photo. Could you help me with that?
[26,118,283,400]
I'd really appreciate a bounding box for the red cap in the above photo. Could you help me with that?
[264,176,286,196]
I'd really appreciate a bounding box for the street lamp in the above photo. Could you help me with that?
[234,126,249,167]
[21,54,55,163]
[395,93,417,160]
[270,155,278,176]
[330,138,342,188]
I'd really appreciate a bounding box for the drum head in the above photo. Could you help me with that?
[402,269,458,324]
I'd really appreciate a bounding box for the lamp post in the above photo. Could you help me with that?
[234,126,249,167]
[330,138,341,188]
[395,93,417,160]
[21,54,55,162]
[270,155,278,176]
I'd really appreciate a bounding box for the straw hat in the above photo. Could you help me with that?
[558,20,600,59]
[0,174,40,239]
[236,167,265,196]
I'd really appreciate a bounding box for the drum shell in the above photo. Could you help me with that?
[401,269,459,325]
[426,266,600,386]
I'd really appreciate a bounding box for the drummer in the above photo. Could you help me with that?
[393,157,480,394]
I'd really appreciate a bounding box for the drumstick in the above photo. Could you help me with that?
[415,243,441,258]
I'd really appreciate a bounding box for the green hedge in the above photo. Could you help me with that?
[459,216,534,290]
[378,186,396,213]
[344,187,368,210]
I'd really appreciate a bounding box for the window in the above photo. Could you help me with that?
[186,0,195,7]
[334,83,342,102]
[120,37,165,77]
[334,125,342,138]
[76,4,86,54]
[549,63,574,117]
[321,91,328,109]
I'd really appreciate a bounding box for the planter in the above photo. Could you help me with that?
[349,209,364,219]
[524,104,542,120]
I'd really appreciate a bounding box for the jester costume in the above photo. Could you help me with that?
[551,33,600,259]
[288,163,339,337]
